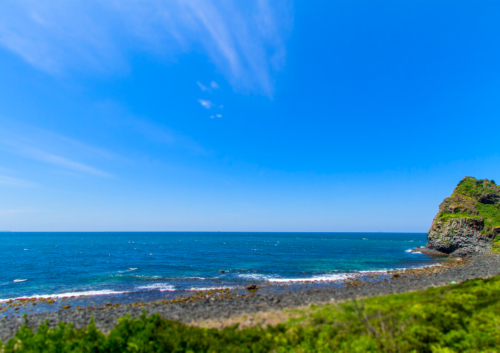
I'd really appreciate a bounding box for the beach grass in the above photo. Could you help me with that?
[2,274,500,352]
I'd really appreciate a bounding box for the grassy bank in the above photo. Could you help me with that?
[3,275,500,352]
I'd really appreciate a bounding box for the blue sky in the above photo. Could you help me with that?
[1,0,499,232]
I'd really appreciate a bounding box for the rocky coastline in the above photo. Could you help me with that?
[2,253,500,343]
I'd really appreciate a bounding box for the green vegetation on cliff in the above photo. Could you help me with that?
[3,275,500,352]
[436,176,500,229]
[492,238,500,253]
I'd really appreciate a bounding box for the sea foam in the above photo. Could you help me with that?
[269,273,355,283]
[136,283,175,292]
[0,289,129,303]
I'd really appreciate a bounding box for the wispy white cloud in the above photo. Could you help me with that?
[0,175,35,187]
[17,146,113,178]
[198,99,215,109]
[197,80,220,93]
[210,114,222,119]
[0,120,115,178]
[45,132,123,161]
[0,0,293,95]
[0,1,123,74]
[197,81,209,92]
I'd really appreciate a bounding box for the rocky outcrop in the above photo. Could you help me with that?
[425,177,500,257]
[427,218,498,256]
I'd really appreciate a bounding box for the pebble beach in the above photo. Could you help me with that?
[2,253,499,343]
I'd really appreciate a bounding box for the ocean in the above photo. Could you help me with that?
[1,232,439,307]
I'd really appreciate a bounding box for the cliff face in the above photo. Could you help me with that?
[426,177,500,256]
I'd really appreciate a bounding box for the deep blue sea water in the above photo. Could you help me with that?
[0,232,438,304]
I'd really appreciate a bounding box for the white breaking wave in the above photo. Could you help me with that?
[239,272,359,283]
[130,275,161,279]
[359,263,443,274]
[269,273,355,283]
[0,289,129,303]
[136,283,175,292]
[237,273,271,281]
[13,279,28,283]
[237,260,444,285]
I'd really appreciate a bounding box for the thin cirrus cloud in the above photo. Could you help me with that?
[0,122,114,178]
[18,146,113,178]
[0,175,35,188]
[0,0,293,95]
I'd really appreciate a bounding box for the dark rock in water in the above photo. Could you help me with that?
[246,284,258,290]
[425,176,500,257]
[220,270,225,273]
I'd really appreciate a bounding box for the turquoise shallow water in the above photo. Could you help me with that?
[1,232,437,302]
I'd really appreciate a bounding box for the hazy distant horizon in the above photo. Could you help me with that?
[0,231,428,234]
